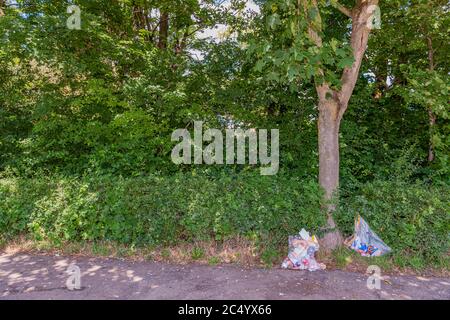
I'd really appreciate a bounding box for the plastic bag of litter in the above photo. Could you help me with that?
[345,215,391,257]
[281,228,326,271]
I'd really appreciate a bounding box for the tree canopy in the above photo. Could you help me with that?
[0,1,449,255]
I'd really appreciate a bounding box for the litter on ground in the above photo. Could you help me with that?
[281,228,326,271]
[345,215,392,257]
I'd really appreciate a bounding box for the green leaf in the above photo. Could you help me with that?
[337,56,354,69]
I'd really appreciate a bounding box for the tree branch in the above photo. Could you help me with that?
[0,0,5,16]
[300,0,323,47]
[337,0,379,121]
[299,0,335,101]
[332,1,352,18]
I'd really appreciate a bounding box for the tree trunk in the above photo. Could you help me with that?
[318,98,344,250]
[428,109,436,162]
[0,0,5,16]
[299,0,378,250]
[426,36,435,163]
[158,12,169,49]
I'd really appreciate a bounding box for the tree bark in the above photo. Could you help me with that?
[426,36,435,163]
[428,109,436,162]
[318,100,340,201]
[158,12,169,49]
[318,97,344,249]
[0,0,5,17]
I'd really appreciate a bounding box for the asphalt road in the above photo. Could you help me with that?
[1,253,449,300]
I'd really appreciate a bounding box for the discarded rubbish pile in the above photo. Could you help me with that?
[345,215,392,257]
[281,228,326,271]
[281,216,391,271]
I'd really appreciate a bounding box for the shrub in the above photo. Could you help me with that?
[0,172,326,250]
[337,180,450,267]
[3,174,447,268]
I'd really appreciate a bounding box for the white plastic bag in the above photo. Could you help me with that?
[345,215,391,257]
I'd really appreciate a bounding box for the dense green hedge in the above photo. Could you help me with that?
[0,173,325,248]
[337,180,450,268]
[1,174,448,267]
